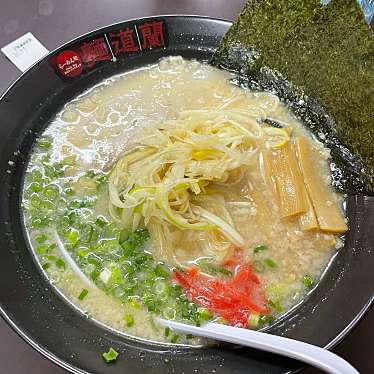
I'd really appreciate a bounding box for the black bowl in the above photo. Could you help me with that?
[0,16,373,374]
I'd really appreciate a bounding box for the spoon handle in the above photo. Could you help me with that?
[157,319,359,374]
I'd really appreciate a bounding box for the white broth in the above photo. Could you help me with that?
[23,56,346,344]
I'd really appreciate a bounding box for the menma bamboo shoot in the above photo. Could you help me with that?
[295,137,348,234]
[299,192,319,231]
[270,144,308,218]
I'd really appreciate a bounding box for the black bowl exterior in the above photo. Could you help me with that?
[0,16,372,374]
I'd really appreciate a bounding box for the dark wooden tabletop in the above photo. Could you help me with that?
[0,1,372,373]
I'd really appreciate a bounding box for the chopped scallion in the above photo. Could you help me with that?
[303,274,314,289]
[259,314,275,326]
[36,244,49,254]
[30,194,43,208]
[128,299,141,309]
[170,334,179,343]
[124,313,134,327]
[248,313,260,328]
[198,308,212,321]
[64,186,75,196]
[95,215,108,228]
[43,185,59,201]
[119,228,129,244]
[55,258,66,270]
[196,261,232,277]
[102,347,119,363]
[35,233,48,244]
[28,182,42,193]
[78,289,88,301]
[65,228,80,246]
[268,300,283,313]
[254,244,267,253]
[264,258,277,269]
[38,136,52,150]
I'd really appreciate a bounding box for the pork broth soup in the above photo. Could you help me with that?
[23,57,347,344]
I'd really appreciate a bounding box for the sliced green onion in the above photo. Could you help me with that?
[164,327,171,337]
[102,347,119,363]
[40,200,55,211]
[303,274,314,289]
[31,169,43,183]
[55,258,66,270]
[198,308,212,321]
[80,225,94,244]
[268,300,283,313]
[31,216,52,228]
[248,313,260,328]
[30,194,43,208]
[153,263,169,278]
[77,248,90,257]
[119,228,129,244]
[111,267,123,285]
[264,258,277,269]
[28,182,42,193]
[90,268,100,281]
[254,244,267,253]
[124,313,134,327]
[78,289,89,301]
[65,228,80,246]
[145,299,156,312]
[128,299,141,309]
[38,136,52,150]
[44,185,59,201]
[64,186,75,196]
[95,215,108,228]
[170,334,179,343]
[259,314,275,326]
[36,244,49,254]
[42,263,50,270]
[197,261,232,277]
[35,233,48,244]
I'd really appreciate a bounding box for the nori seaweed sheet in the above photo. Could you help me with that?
[212,0,374,194]
[212,0,322,71]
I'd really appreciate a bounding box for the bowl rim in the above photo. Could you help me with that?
[0,14,373,374]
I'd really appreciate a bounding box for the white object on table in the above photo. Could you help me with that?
[1,32,49,72]
[157,318,359,374]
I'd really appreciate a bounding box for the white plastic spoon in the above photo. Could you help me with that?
[157,318,359,374]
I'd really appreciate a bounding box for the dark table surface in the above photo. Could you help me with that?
[0,1,372,373]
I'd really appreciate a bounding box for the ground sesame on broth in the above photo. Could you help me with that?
[23,56,346,344]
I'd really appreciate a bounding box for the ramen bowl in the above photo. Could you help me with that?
[0,16,372,374]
